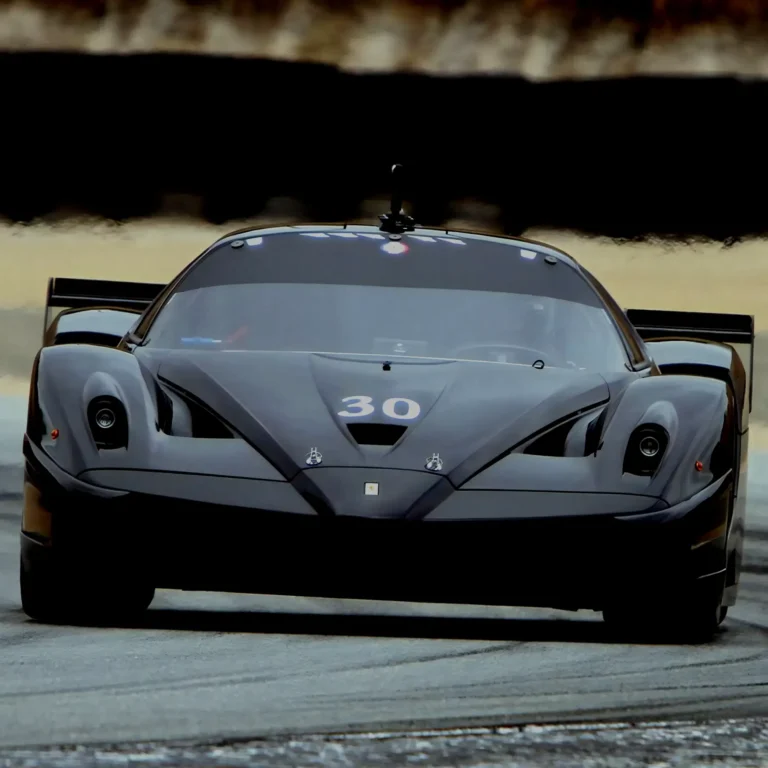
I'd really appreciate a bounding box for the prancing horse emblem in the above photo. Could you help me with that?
[425,453,443,472]
[306,447,323,466]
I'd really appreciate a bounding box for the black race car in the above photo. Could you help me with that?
[19,185,753,639]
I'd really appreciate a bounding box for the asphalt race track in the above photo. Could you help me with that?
[0,395,767,753]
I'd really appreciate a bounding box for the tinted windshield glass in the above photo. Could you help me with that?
[144,232,630,371]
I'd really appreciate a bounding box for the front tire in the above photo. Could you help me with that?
[20,550,155,625]
[603,594,727,642]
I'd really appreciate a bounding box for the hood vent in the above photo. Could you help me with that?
[524,418,579,457]
[348,423,407,446]
[159,382,235,439]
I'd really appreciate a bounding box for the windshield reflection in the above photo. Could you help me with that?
[145,283,630,372]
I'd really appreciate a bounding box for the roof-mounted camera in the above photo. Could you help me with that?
[379,164,416,235]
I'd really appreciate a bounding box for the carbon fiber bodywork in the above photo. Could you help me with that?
[19,225,753,620]
[21,436,734,611]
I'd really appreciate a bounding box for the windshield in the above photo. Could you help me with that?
[143,232,630,371]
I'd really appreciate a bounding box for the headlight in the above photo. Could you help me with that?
[87,396,128,449]
[638,433,661,457]
[94,406,117,430]
[623,423,669,476]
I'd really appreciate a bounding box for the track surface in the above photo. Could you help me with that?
[0,398,767,750]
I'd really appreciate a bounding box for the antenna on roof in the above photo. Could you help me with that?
[379,163,416,234]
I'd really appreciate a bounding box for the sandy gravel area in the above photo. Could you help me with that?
[4,0,768,79]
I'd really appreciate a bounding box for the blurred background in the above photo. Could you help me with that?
[1,0,768,430]
[3,0,768,237]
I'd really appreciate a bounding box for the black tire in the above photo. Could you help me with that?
[605,451,737,643]
[20,554,155,625]
[603,597,727,643]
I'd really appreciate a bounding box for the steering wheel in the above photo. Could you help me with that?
[450,343,564,366]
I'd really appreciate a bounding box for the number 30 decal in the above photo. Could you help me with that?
[338,395,421,420]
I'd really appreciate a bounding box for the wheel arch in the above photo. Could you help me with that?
[626,308,752,502]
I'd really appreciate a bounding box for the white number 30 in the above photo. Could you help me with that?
[338,395,421,420]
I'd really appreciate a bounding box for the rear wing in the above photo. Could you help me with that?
[626,307,755,418]
[44,276,167,335]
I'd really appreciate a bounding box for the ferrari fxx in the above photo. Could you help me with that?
[19,174,753,639]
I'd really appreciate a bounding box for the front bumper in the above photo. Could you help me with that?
[21,441,732,611]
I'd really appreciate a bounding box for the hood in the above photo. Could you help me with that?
[147,350,610,485]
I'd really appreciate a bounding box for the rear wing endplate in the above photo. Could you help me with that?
[626,307,755,419]
[44,276,166,334]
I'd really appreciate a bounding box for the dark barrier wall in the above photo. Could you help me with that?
[0,52,763,240]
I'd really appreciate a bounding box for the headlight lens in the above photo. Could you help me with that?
[638,434,660,457]
[87,396,128,449]
[94,407,117,430]
[623,424,669,476]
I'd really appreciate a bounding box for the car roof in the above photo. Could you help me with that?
[205,223,582,272]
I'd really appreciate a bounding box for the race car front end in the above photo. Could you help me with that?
[21,432,734,621]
